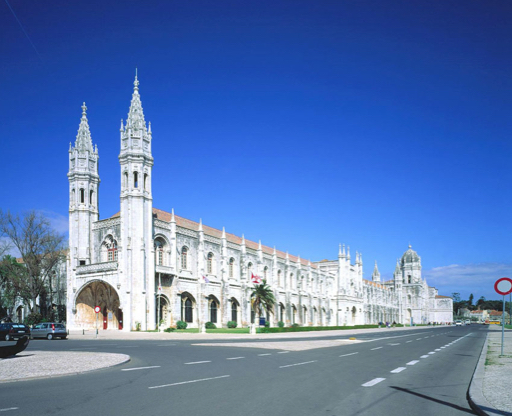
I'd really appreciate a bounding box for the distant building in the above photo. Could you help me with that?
[66,77,453,331]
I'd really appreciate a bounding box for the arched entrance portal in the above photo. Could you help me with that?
[75,281,122,330]
[156,295,170,328]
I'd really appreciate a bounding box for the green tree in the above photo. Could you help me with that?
[0,210,64,314]
[468,293,474,307]
[251,279,276,320]
[0,255,26,319]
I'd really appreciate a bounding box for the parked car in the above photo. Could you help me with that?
[0,323,31,341]
[465,320,471,325]
[454,320,463,326]
[31,323,67,340]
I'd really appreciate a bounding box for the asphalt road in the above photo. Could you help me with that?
[0,325,487,416]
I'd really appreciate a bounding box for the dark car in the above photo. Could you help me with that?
[0,323,31,341]
[31,323,67,340]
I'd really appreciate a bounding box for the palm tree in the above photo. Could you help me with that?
[251,279,276,321]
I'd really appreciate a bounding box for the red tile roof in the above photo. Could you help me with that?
[112,208,316,268]
[435,295,452,299]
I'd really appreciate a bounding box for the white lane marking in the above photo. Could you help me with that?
[0,408,19,412]
[277,351,290,354]
[117,346,139,348]
[406,340,413,343]
[371,347,383,350]
[367,332,430,343]
[428,352,436,355]
[157,344,176,346]
[70,347,97,350]
[440,347,446,349]
[416,338,422,340]
[435,349,441,351]
[388,343,400,346]
[340,352,359,357]
[390,367,406,373]
[423,337,429,339]
[184,361,211,365]
[279,360,317,369]
[406,360,419,365]
[420,355,429,358]
[122,366,161,372]
[362,378,386,387]
[226,357,244,360]
[258,353,271,356]
[149,375,230,389]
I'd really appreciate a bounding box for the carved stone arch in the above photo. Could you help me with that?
[207,294,220,323]
[156,293,171,327]
[180,292,196,323]
[74,279,122,330]
[101,234,119,262]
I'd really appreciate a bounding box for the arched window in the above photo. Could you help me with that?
[263,266,268,280]
[89,190,94,205]
[279,303,285,322]
[102,236,118,262]
[408,275,412,284]
[184,298,193,322]
[123,172,128,189]
[290,273,294,289]
[133,172,138,188]
[278,270,282,287]
[210,299,218,323]
[155,239,164,266]
[229,258,235,278]
[231,299,238,322]
[207,252,214,274]
[71,189,75,204]
[247,262,253,273]
[181,247,188,269]
[80,188,85,204]
[144,173,148,190]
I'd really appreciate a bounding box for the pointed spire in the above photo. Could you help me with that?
[221,227,226,239]
[372,260,381,282]
[124,73,147,132]
[394,259,401,277]
[170,208,175,223]
[148,121,152,134]
[338,244,342,258]
[342,244,346,258]
[120,119,124,132]
[258,240,262,250]
[74,102,94,153]
[273,246,277,255]
[198,218,203,232]
[347,246,351,261]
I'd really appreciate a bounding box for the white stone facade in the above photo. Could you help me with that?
[66,77,453,331]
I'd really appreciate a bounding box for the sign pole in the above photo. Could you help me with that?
[494,277,512,357]
[502,295,506,356]
[94,305,101,339]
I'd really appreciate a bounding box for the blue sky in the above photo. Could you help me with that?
[1,0,511,301]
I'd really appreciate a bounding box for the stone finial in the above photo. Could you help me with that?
[221,227,226,239]
[74,102,94,153]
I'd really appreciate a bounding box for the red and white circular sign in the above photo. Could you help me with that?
[94,306,101,313]
[494,277,512,296]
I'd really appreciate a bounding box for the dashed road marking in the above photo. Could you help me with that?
[279,360,318,369]
[416,338,422,340]
[362,378,386,387]
[406,360,419,365]
[340,352,359,357]
[0,408,19,412]
[435,349,441,351]
[226,357,244,360]
[428,352,436,355]
[149,375,230,389]
[406,340,413,343]
[390,367,406,373]
[277,351,290,354]
[258,353,272,356]
[420,355,429,358]
[122,366,161,371]
[371,347,383,350]
[388,343,400,346]
[184,361,211,365]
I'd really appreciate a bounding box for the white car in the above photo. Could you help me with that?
[455,320,463,326]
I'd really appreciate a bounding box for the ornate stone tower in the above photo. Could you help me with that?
[119,75,155,330]
[400,245,422,285]
[68,103,100,269]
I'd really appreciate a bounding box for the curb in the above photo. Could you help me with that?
[468,333,510,416]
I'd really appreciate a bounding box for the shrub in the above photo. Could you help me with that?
[291,323,300,328]
[164,327,176,333]
[24,313,43,326]
[227,321,237,328]
[278,321,285,328]
[264,321,270,328]
[176,320,187,330]
[135,321,141,331]
[205,322,216,329]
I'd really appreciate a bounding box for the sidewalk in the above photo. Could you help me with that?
[470,326,512,416]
